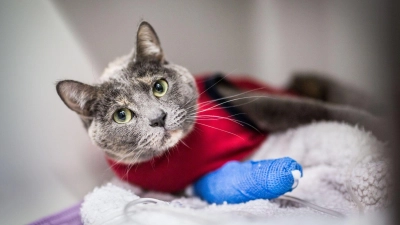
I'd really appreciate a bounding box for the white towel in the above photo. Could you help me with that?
[81,122,391,225]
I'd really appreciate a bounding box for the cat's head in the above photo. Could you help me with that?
[57,22,198,164]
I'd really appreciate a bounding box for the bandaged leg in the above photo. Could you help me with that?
[193,157,302,204]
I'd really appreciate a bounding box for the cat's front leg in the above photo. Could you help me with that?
[193,158,302,204]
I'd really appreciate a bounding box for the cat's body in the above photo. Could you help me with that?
[57,22,383,192]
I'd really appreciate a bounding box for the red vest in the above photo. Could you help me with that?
[107,74,291,192]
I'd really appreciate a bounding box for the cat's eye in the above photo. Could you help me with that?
[113,108,133,124]
[153,79,168,97]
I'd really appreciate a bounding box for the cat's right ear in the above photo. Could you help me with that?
[56,80,97,117]
[134,21,165,64]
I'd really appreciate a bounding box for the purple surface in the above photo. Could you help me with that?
[28,202,82,225]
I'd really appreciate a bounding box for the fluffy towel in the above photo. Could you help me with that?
[81,122,391,225]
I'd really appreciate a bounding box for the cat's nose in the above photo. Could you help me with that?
[149,112,167,127]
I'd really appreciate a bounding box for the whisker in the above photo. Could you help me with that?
[182,71,237,110]
[101,149,139,177]
[188,112,245,119]
[185,86,265,111]
[101,133,156,176]
[186,114,260,133]
[195,121,244,140]
[124,162,135,180]
[196,73,229,98]
[194,95,262,114]
[179,139,191,149]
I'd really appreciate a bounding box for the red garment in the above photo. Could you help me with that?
[107,74,291,192]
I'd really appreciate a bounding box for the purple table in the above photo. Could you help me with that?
[28,202,82,225]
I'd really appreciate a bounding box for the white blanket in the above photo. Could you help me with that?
[81,122,391,225]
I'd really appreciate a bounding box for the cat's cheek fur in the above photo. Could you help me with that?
[88,120,107,149]
[87,120,124,152]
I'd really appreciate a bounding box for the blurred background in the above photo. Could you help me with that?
[0,0,394,224]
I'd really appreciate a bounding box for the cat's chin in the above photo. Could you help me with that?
[105,151,159,165]
[104,129,185,165]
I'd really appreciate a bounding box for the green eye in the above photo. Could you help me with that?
[113,108,132,124]
[153,79,168,97]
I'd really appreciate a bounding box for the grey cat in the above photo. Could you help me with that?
[56,21,383,166]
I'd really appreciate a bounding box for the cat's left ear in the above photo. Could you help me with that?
[134,21,165,64]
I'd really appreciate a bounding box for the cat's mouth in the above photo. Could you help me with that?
[162,129,184,149]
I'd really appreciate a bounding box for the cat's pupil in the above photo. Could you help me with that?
[118,110,126,120]
[154,83,163,93]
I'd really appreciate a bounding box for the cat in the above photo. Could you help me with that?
[57,22,198,165]
[56,21,383,193]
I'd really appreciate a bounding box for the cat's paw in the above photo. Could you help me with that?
[251,157,303,199]
[291,169,302,189]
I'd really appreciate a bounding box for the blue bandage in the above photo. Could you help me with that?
[193,157,302,204]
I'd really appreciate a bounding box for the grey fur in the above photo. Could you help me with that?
[57,22,198,164]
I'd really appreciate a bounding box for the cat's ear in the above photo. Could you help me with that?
[56,80,97,117]
[134,21,165,64]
